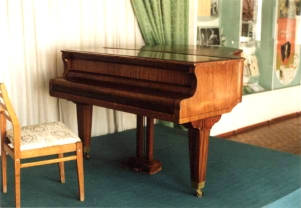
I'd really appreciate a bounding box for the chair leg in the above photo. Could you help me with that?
[14,159,21,208]
[58,153,65,183]
[76,142,84,201]
[1,150,7,193]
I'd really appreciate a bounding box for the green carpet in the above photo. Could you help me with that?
[1,125,300,207]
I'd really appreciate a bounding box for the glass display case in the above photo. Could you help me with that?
[216,0,301,95]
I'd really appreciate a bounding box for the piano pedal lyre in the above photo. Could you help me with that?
[125,115,162,175]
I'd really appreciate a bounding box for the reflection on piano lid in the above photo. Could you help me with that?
[64,45,243,64]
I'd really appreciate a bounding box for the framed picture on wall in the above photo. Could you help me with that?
[198,0,219,17]
[241,22,253,38]
[240,22,253,43]
[197,27,220,46]
[242,0,254,21]
[211,0,219,17]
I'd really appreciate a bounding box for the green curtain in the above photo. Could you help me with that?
[130,0,189,46]
[131,0,189,129]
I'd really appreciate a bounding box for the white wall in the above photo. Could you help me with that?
[211,85,301,136]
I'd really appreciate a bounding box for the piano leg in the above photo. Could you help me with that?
[126,115,162,174]
[76,103,93,159]
[184,115,221,197]
[136,115,144,158]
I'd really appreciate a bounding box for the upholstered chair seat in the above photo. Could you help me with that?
[6,121,81,151]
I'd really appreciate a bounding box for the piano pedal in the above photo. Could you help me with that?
[132,167,142,172]
[84,147,90,159]
[84,152,90,159]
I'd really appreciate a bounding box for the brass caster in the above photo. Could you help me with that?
[196,189,204,198]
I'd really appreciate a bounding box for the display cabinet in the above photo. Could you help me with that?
[194,0,301,136]
[197,0,301,95]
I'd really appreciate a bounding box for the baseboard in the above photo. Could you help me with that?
[217,112,301,138]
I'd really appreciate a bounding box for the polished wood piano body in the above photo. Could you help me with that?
[49,45,244,196]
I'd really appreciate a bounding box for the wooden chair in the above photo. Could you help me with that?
[0,83,84,208]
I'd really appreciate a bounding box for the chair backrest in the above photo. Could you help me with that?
[0,83,21,152]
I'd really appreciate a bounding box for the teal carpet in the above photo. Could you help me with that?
[1,125,300,207]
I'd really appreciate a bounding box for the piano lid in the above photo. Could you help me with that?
[62,45,243,64]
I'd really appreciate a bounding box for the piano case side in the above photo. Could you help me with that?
[178,58,244,124]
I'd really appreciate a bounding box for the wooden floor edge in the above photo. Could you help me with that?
[217,112,301,138]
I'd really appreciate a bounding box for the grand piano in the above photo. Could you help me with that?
[49,45,244,197]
